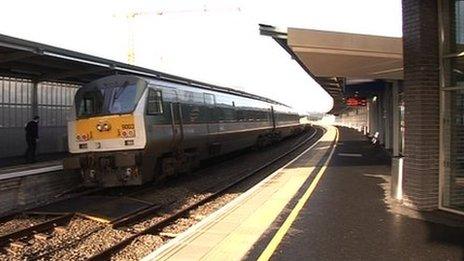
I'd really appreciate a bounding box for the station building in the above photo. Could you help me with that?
[261,0,464,216]
[0,0,462,218]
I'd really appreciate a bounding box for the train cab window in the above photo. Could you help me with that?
[147,89,163,115]
[77,90,103,116]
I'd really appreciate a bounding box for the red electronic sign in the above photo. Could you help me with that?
[345,97,367,107]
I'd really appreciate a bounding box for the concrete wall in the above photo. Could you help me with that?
[0,170,81,216]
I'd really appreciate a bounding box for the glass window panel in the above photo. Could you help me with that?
[38,84,43,105]
[0,80,3,103]
[47,85,52,105]
[443,89,464,211]
[0,105,3,128]
[147,89,163,115]
[204,93,215,105]
[9,82,15,103]
[66,88,71,105]
[444,0,464,54]
[447,57,464,86]
[60,87,65,105]
[3,81,9,103]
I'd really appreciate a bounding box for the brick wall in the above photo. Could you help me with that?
[402,0,440,210]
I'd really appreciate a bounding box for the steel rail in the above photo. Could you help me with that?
[0,213,74,247]
[86,127,322,261]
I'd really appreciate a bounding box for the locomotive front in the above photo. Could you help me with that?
[64,75,149,187]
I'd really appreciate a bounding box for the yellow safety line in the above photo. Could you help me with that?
[258,127,339,261]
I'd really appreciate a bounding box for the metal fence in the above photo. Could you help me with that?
[38,81,77,126]
[0,76,79,158]
[0,77,33,129]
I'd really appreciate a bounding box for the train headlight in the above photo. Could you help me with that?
[96,123,111,132]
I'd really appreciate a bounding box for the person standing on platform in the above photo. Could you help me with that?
[25,116,40,163]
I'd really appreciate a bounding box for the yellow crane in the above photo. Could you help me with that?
[114,6,241,65]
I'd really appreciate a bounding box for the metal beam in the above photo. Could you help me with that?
[41,67,110,81]
[0,51,36,63]
[19,57,79,70]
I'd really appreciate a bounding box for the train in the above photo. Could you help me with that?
[63,74,305,187]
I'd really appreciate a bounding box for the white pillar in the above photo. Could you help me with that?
[392,81,400,157]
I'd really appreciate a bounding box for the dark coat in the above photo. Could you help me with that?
[25,120,39,140]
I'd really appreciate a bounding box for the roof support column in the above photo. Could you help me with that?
[402,0,440,210]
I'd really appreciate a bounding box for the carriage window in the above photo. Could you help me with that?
[204,93,215,105]
[147,89,163,115]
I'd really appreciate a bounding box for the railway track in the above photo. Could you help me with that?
[88,127,323,260]
[0,126,323,260]
[0,214,73,249]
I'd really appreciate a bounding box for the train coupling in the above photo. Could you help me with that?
[64,151,142,187]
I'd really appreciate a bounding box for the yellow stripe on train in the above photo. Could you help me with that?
[74,114,136,141]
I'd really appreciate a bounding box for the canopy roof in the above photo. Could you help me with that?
[260,24,403,114]
[0,33,285,106]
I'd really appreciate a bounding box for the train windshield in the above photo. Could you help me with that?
[75,83,145,118]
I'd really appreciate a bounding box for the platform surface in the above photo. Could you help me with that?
[145,126,464,261]
[0,160,63,180]
[249,127,464,260]
[144,126,337,260]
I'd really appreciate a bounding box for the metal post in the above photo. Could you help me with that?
[391,80,403,200]
[392,81,400,157]
[379,95,384,144]
[31,81,38,117]
[384,84,392,149]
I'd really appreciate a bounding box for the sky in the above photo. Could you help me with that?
[0,0,402,113]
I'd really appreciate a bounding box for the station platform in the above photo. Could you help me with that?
[0,158,63,181]
[143,126,464,261]
[0,152,65,168]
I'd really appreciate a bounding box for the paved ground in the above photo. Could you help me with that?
[248,126,464,261]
